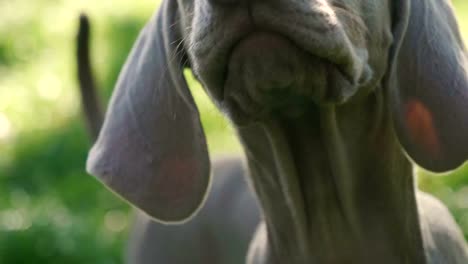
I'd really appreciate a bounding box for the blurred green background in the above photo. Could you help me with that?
[0,1,467,263]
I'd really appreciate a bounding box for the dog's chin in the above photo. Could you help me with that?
[222,32,357,126]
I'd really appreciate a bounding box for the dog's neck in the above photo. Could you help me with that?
[237,90,427,263]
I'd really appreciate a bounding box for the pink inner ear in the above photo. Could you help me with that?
[156,157,199,202]
[404,99,441,158]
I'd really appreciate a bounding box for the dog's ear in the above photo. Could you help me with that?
[86,1,211,223]
[388,0,468,172]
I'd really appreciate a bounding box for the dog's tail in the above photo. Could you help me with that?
[76,13,104,141]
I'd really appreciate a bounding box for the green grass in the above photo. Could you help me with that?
[0,1,467,263]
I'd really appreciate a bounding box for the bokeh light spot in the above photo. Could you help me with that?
[37,73,62,101]
[104,210,128,233]
[1,209,31,231]
[0,112,12,140]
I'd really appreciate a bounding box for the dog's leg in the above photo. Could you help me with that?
[126,157,261,264]
[417,192,468,264]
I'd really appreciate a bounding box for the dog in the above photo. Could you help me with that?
[83,0,468,263]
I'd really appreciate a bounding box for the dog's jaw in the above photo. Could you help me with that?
[223,32,323,124]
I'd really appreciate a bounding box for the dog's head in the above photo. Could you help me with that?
[87,0,468,222]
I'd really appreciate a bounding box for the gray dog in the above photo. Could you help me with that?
[83,0,468,263]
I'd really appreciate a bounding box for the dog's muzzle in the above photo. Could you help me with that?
[222,32,358,124]
[187,3,373,125]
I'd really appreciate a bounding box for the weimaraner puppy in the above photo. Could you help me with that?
[84,0,468,263]
[77,15,260,264]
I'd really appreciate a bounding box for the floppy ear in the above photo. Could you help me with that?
[388,0,468,172]
[86,0,211,223]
